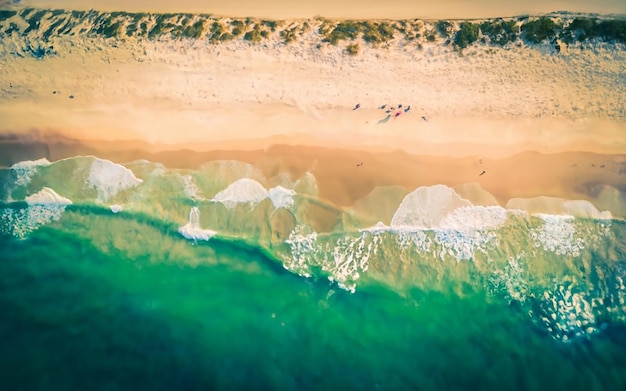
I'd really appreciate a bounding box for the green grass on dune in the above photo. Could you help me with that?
[522,16,561,43]
[2,7,625,53]
[560,18,626,44]
[0,9,17,21]
[454,22,480,48]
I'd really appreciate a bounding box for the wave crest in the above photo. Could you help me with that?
[87,158,143,202]
[25,187,72,205]
[391,185,471,229]
[178,207,216,241]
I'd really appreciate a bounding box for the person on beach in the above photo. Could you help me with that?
[378,115,391,124]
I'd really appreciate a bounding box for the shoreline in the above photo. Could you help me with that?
[2,137,625,217]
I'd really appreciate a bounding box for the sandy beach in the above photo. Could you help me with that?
[1,6,625,216]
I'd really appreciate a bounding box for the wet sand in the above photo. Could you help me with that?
[2,135,625,216]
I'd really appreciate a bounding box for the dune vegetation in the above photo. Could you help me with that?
[0,7,624,58]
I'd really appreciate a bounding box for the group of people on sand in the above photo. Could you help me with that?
[352,102,427,122]
[378,103,411,116]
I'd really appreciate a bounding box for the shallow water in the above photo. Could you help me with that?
[1,156,626,390]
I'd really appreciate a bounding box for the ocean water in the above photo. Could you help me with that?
[1,156,626,390]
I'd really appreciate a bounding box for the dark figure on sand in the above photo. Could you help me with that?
[356,162,363,167]
[479,170,487,176]
[353,103,360,110]
[404,105,411,113]
[378,115,391,124]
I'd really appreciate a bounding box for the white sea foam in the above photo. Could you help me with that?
[178,207,217,241]
[395,228,433,253]
[285,225,380,292]
[25,187,72,206]
[212,178,268,209]
[0,205,67,239]
[2,188,71,239]
[536,282,598,342]
[11,158,51,186]
[429,206,505,260]
[361,223,432,253]
[326,232,381,292]
[391,185,471,229]
[110,204,123,213]
[10,158,51,169]
[284,226,318,278]
[531,214,584,257]
[387,187,507,261]
[434,229,498,261]
[488,254,528,302]
[439,205,508,230]
[87,158,143,202]
[0,187,74,239]
[268,185,296,209]
[363,208,502,262]
[390,186,505,231]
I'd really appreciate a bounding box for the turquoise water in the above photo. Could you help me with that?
[1,156,626,390]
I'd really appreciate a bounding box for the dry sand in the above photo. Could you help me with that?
[1,35,625,157]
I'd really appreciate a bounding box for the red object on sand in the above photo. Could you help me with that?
[395,111,401,118]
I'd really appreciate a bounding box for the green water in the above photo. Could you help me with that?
[1,209,626,390]
[2,156,626,390]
